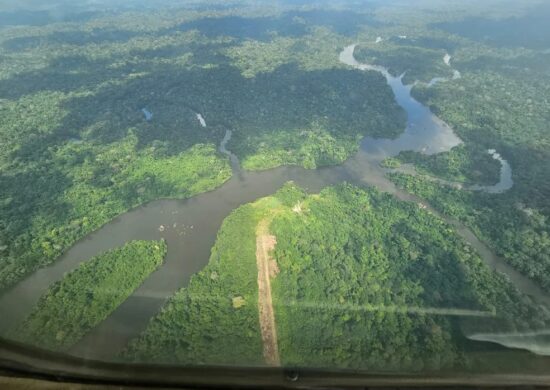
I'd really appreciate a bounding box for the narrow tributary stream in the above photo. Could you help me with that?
[0,44,540,361]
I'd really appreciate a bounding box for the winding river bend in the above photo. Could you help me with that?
[0,44,541,360]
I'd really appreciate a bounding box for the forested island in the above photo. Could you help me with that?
[1,0,550,375]
[10,240,166,351]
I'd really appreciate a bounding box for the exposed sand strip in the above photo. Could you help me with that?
[255,219,280,366]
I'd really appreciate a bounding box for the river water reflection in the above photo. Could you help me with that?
[0,44,528,361]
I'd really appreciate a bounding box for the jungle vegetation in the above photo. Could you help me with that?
[385,145,501,185]
[354,41,454,85]
[9,240,166,351]
[270,184,549,370]
[389,173,550,293]
[390,13,550,293]
[0,5,405,292]
[349,0,550,292]
[122,196,272,365]
[124,183,550,370]
[1,0,549,370]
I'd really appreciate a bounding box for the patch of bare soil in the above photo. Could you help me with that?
[256,220,280,366]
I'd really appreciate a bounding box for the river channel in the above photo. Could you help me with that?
[0,44,540,361]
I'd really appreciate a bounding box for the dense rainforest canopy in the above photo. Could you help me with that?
[10,239,166,351]
[0,0,549,373]
[124,183,550,371]
[0,4,406,292]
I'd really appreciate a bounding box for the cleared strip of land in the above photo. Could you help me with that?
[255,219,280,366]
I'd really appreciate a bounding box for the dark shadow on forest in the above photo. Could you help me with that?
[175,15,308,41]
[502,143,550,214]
[0,9,99,27]
[432,2,550,49]
[457,52,550,75]
[290,9,384,35]
[1,58,400,249]
[0,55,124,99]
[2,29,141,52]
[182,2,242,12]
[0,167,73,239]
[388,35,460,53]
[128,40,234,66]
[8,55,395,168]
[0,39,233,100]
[2,9,382,54]
[174,9,383,40]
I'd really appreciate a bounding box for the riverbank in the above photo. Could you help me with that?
[2,44,545,363]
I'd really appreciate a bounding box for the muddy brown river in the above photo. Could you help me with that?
[0,44,539,361]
